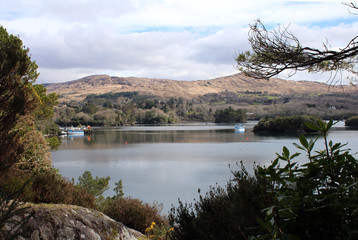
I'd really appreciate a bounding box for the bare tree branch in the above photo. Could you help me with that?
[236,3,358,82]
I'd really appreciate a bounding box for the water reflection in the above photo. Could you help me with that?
[53,121,358,213]
[60,122,297,150]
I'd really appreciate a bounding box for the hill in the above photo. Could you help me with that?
[46,73,356,102]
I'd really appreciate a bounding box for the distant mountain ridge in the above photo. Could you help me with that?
[46,73,356,102]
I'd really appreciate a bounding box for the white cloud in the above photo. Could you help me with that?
[0,0,357,83]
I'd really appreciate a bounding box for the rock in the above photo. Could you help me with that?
[5,203,144,240]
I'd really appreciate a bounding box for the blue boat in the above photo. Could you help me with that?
[67,129,85,135]
[234,124,245,133]
[66,127,85,136]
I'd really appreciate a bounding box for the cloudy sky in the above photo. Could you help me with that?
[1,0,357,83]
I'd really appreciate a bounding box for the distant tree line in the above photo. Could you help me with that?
[53,89,358,127]
[54,92,219,126]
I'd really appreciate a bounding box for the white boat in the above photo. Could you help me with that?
[234,124,245,133]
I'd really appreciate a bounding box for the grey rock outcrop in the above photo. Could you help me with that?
[5,203,144,240]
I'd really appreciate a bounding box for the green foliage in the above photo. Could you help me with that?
[103,197,166,233]
[0,26,39,174]
[113,180,124,198]
[85,91,140,102]
[255,119,358,239]
[253,115,321,132]
[46,136,61,150]
[82,102,98,115]
[141,109,175,124]
[33,84,59,121]
[34,119,61,150]
[169,163,265,240]
[55,88,358,125]
[77,170,110,198]
[96,180,125,212]
[13,117,53,173]
[75,171,127,212]
[29,72,61,151]
[345,116,358,126]
[214,106,246,123]
[55,95,211,126]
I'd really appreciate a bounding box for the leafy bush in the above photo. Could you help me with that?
[169,163,265,240]
[345,116,358,126]
[170,119,358,239]
[255,120,358,239]
[253,115,320,132]
[103,197,167,233]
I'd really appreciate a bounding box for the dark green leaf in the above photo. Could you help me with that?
[283,146,290,159]
[299,135,308,148]
[305,122,320,131]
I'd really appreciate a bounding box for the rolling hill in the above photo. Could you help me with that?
[46,73,356,102]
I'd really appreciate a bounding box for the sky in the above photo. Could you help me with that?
[1,0,357,84]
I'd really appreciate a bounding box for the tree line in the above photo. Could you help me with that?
[52,89,358,127]
[53,92,250,126]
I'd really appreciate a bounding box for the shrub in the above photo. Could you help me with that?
[145,221,174,240]
[345,116,358,126]
[170,119,358,239]
[0,170,96,209]
[255,120,358,239]
[169,163,265,240]
[30,170,96,208]
[103,197,167,233]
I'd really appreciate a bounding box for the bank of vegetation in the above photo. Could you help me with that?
[253,115,321,132]
[52,89,358,126]
[345,116,358,126]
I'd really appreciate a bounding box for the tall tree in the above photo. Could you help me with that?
[0,26,39,174]
[236,3,358,83]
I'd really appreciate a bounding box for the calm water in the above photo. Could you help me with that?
[52,121,358,213]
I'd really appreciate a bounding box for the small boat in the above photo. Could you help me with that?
[234,124,245,133]
[67,129,85,135]
[65,127,85,136]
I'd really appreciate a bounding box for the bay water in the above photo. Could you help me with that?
[52,121,358,213]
